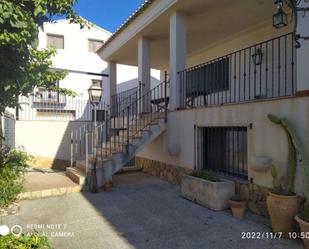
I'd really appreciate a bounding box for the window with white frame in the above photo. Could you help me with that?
[46,34,64,49]
[88,39,104,53]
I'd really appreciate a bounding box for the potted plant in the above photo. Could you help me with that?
[276,117,309,247]
[266,114,302,237]
[181,170,235,211]
[228,192,247,219]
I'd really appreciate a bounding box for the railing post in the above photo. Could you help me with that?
[85,132,88,176]
[70,131,73,167]
[127,106,130,154]
[164,71,168,123]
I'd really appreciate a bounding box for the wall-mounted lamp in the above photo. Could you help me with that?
[252,48,263,66]
[273,1,288,28]
[272,0,309,48]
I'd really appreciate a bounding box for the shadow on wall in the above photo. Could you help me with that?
[46,68,111,170]
[117,76,160,93]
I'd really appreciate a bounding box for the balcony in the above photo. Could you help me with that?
[178,33,296,109]
[33,90,66,105]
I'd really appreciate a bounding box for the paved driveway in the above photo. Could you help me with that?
[1,172,303,249]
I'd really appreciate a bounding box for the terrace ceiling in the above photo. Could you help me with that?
[99,0,289,69]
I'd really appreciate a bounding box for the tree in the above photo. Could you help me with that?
[0,0,88,114]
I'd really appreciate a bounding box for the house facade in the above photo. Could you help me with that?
[15,18,160,169]
[97,0,309,216]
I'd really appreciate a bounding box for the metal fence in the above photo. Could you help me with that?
[195,126,248,179]
[179,33,296,108]
[111,87,138,117]
[1,112,15,148]
[17,96,108,121]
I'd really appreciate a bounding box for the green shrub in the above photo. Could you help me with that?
[0,147,32,207]
[0,231,52,249]
[190,171,221,182]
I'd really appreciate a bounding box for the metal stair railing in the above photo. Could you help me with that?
[70,86,140,167]
[94,71,169,161]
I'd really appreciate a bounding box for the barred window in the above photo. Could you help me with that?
[195,126,248,179]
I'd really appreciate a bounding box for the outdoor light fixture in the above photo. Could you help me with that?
[88,81,102,105]
[272,0,309,48]
[88,81,103,193]
[252,48,263,66]
[273,1,288,28]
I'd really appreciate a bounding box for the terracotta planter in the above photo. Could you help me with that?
[267,192,301,237]
[103,181,113,192]
[228,199,247,219]
[295,215,309,249]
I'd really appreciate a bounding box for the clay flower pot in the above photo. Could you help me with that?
[103,181,113,192]
[267,192,302,237]
[295,215,309,249]
[228,199,247,219]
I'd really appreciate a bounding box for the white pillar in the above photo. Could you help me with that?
[107,61,117,108]
[296,1,309,93]
[138,37,151,112]
[169,12,187,110]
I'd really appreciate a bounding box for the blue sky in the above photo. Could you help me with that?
[73,0,145,32]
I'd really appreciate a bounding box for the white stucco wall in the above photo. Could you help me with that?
[138,96,309,195]
[15,120,89,161]
[137,22,307,195]
[38,20,160,101]
[38,20,110,100]
[14,20,161,161]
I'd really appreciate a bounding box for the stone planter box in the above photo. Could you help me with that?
[181,174,235,211]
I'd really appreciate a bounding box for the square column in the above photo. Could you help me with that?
[169,12,187,110]
[138,37,151,113]
[296,1,309,93]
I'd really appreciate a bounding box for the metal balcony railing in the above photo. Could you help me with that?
[33,90,66,104]
[178,33,296,108]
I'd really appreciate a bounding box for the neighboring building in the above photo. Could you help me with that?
[15,18,160,168]
[90,0,309,217]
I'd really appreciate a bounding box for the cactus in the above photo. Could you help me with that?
[268,114,309,217]
[268,114,297,195]
[270,164,281,194]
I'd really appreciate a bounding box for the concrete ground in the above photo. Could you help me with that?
[24,169,78,192]
[2,172,303,249]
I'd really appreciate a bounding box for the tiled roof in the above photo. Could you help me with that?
[97,0,156,53]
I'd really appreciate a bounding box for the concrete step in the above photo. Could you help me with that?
[66,167,86,186]
[118,128,151,137]
[110,135,142,143]
[117,166,142,174]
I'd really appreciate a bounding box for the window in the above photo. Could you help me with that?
[186,58,230,96]
[195,126,248,179]
[88,39,104,53]
[46,34,64,49]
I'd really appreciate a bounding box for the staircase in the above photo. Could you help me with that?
[66,76,169,189]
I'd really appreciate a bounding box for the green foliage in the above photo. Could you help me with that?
[270,164,281,194]
[0,147,32,207]
[270,164,293,195]
[190,171,221,182]
[0,0,87,113]
[0,231,52,249]
[267,114,297,195]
